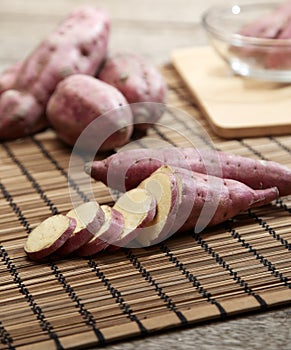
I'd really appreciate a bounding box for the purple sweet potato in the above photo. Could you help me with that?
[85,147,291,196]
[77,205,124,256]
[133,165,278,245]
[233,1,291,69]
[56,201,105,256]
[46,74,133,151]
[24,215,77,261]
[0,62,23,94]
[0,6,110,140]
[98,52,167,131]
[170,167,279,234]
[239,1,291,39]
[112,188,158,247]
[0,90,45,139]
[265,20,291,69]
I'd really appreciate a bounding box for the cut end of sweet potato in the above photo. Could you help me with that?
[24,214,76,260]
[56,201,105,256]
[77,205,124,256]
[112,188,157,247]
[136,166,179,247]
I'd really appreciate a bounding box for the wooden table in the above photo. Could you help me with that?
[1,1,291,349]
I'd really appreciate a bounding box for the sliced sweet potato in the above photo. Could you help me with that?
[77,205,124,256]
[24,215,76,260]
[136,166,179,246]
[112,188,157,247]
[56,201,105,256]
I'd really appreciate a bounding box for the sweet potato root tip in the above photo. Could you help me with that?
[174,169,279,232]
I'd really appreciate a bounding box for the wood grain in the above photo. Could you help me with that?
[172,46,291,138]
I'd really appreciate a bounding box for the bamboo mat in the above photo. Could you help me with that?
[1,65,291,350]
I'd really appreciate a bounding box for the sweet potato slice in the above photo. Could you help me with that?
[24,215,76,260]
[77,205,124,256]
[112,188,157,247]
[57,201,105,256]
[136,166,179,246]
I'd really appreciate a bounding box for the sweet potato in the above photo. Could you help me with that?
[112,188,157,247]
[98,52,167,131]
[134,166,278,245]
[0,62,23,94]
[57,201,105,256]
[24,215,77,260]
[85,147,291,196]
[239,1,291,39]
[77,205,124,256]
[169,167,279,234]
[265,20,291,69]
[46,74,133,151]
[135,167,179,246]
[0,6,110,140]
[233,1,291,69]
[0,90,45,139]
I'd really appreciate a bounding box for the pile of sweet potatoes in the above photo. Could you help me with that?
[0,6,167,149]
[234,0,291,69]
[24,146,291,261]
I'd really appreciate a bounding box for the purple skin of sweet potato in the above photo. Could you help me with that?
[98,52,167,130]
[233,1,291,66]
[0,6,110,140]
[47,74,133,151]
[0,90,45,139]
[85,147,291,197]
[170,167,279,233]
[0,62,23,94]
[265,21,291,69]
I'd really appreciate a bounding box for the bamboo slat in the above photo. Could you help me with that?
[0,64,291,350]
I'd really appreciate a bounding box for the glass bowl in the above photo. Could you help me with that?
[202,1,291,82]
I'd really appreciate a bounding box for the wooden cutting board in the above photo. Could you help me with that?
[171,46,291,138]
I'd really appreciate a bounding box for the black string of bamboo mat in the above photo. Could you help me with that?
[0,65,291,349]
[0,142,151,346]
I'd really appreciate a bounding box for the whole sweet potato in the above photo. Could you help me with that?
[98,52,167,131]
[0,6,110,140]
[85,147,291,196]
[47,74,133,151]
[0,62,23,94]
